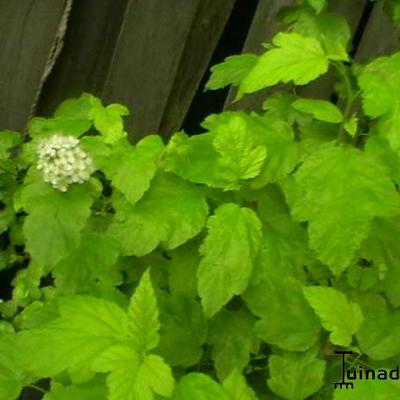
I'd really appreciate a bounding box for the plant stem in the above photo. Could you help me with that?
[332,62,357,144]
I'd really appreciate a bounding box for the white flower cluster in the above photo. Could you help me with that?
[37,134,94,192]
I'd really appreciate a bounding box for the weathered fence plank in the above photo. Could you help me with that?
[38,0,128,116]
[102,0,201,139]
[355,1,400,62]
[159,0,235,135]
[0,0,69,131]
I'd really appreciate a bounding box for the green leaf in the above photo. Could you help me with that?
[240,33,329,95]
[93,345,174,400]
[167,241,200,299]
[15,295,128,378]
[344,115,358,138]
[172,373,229,400]
[203,112,299,188]
[212,114,267,183]
[243,272,320,351]
[223,369,258,400]
[358,217,400,306]
[108,172,208,256]
[21,181,94,266]
[356,294,400,360]
[303,286,363,347]
[53,232,120,293]
[209,309,258,380]
[28,94,98,138]
[365,135,400,185]
[306,0,326,13]
[358,54,400,154]
[267,348,326,400]
[333,379,400,400]
[127,269,160,353]
[0,131,21,160]
[92,103,129,144]
[290,10,350,61]
[103,135,164,205]
[44,379,107,400]
[0,336,26,400]
[53,94,98,136]
[358,53,400,118]
[292,98,343,123]
[162,131,235,189]
[249,185,312,281]
[289,146,400,275]
[197,203,262,317]
[158,294,207,367]
[206,54,258,90]
[246,115,299,187]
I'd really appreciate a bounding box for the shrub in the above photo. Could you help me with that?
[1,0,400,399]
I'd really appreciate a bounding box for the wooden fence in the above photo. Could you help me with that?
[0,0,400,143]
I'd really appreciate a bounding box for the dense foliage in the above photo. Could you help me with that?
[1,0,400,398]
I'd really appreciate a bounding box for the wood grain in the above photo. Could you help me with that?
[0,0,68,131]
[102,0,201,139]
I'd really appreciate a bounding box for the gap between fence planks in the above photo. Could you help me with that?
[159,0,235,136]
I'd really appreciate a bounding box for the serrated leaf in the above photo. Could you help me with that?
[158,294,207,367]
[292,98,343,123]
[344,115,358,137]
[209,309,257,380]
[306,0,326,13]
[240,33,329,95]
[44,379,107,400]
[53,232,120,293]
[52,94,98,136]
[206,54,258,90]
[167,241,200,299]
[108,172,208,256]
[223,369,258,400]
[249,185,312,281]
[93,345,174,400]
[333,379,400,399]
[289,146,400,275]
[0,335,26,400]
[15,295,128,378]
[303,286,363,347]
[172,373,229,400]
[358,53,400,118]
[243,272,320,351]
[365,135,400,185]
[92,103,129,144]
[203,112,299,188]
[103,135,164,205]
[290,10,350,61]
[127,270,159,353]
[28,94,98,138]
[356,294,400,360]
[0,131,21,160]
[21,181,94,266]
[162,131,236,189]
[197,203,262,317]
[358,217,400,306]
[267,349,326,400]
[358,54,400,155]
[212,115,267,182]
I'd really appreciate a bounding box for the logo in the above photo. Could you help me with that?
[334,350,400,390]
